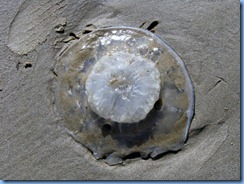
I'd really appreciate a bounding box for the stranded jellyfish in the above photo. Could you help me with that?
[54,27,194,165]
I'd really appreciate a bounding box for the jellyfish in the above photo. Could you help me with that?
[53,27,194,165]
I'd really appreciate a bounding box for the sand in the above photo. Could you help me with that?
[0,0,240,180]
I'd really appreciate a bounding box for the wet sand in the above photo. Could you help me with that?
[0,0,240,180]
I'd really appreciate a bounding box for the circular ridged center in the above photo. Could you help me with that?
[85,51,161,123]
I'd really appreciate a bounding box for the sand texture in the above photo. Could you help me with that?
[0,0,240,180]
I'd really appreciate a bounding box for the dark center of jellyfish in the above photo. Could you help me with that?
[109,75,132,98]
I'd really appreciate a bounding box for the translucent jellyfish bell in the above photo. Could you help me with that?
[54,27,194,165]
[85,51,161,123]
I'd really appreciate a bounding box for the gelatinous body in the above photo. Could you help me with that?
[86,51,161,123]
[54,27,194,165]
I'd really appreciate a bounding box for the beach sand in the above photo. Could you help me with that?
[0,0,240,180]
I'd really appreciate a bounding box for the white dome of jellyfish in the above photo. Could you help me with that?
[54,27,194,166]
